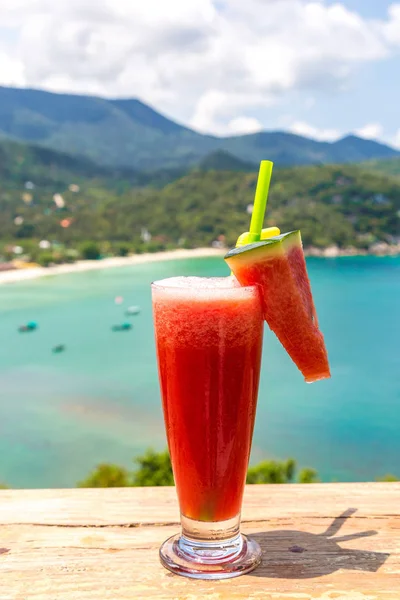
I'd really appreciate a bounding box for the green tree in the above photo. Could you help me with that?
[37,252,55,267]
[298,467,320,483]
[79,241,101,260]
[0,483,9,489]
[246,458,296,484]
[132,449,174,486]
[77,451,320,488]
[117,243,130,257]
[63,249,78,263]
[15,223,35,238]
[77,463,130,488]
[376,474,399,482]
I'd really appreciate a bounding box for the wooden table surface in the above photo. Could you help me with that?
[1,483,399,599]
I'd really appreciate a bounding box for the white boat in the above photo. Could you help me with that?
[125,305,141,316]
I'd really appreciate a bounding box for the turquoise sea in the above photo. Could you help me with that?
[0,256,399,488]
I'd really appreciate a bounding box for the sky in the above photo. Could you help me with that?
[0,0,399,145]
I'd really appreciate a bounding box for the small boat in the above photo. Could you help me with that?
[18,321,38,332]
[52,344,66,353]
[125,305,140,316]
[112,323,132,332]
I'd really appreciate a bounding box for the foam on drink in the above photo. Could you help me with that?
[152,276,262,348]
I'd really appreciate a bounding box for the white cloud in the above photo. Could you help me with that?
[355,123,383,140]
[0,0,397,133]
[289,121,341,142]
[392,128,400,149]
[381,3,400,45]
[0,52,25,86]
[189,89,270,134]
[227,117,263,135]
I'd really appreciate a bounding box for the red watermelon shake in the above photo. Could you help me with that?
[152,276,263,523]
[152,160,330,580]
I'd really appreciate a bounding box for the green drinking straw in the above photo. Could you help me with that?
[247,160,274,243]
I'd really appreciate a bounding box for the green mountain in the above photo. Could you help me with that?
[362,157,400,178]
[1,144,399,255]
[0,137,115,186]
[0,138,187,192]
[0,86,398,170]
[0,86,214,171]
[198,150,256,171]
[219,132,399,167]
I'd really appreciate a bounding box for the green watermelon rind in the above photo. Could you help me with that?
[225,228,330,383]
[225,230,300,262]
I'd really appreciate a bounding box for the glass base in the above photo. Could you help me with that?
[159,531,262,580]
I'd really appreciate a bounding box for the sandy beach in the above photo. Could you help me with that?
[1,243,399,286]
[0,248,226,286]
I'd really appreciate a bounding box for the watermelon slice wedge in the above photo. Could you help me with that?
[225,230,330,383]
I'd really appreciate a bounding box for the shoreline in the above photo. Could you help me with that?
[0,248,226,286]
[304,243,400,259]
[0,244,399,286]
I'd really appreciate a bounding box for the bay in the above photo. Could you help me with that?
[0,255,399,487]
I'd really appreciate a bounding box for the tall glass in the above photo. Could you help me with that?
[152,276,263,579]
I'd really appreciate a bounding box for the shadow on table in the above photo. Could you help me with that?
[251,508,389,579]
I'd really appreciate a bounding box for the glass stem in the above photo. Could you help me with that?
[178,514,243,563]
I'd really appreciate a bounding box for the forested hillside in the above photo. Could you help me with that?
[1,157,399,264]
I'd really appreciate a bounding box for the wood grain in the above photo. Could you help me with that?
[0,484,399,599]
